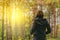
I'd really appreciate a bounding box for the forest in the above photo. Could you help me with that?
[0,0,60,40]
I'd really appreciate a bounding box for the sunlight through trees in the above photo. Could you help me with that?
[0,0,60,40]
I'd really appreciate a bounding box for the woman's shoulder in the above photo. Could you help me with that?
[34,17,47,21]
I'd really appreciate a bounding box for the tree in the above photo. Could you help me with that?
[5,0,12,40]
[2,1,4,40]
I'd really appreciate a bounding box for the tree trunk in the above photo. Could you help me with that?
[2,1,4,40]
[6,10,12,40]
[6,4,12,40]
[51,3,57,38]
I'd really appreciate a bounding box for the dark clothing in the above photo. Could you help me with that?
[33,36,46,40]
[30,17,51,40]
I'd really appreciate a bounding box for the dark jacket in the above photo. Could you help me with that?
[30,17,51,40]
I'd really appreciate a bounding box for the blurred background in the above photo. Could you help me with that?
[0,0,60,40]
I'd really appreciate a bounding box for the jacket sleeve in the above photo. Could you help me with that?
[30,20,37,35]
[46,20,51,34]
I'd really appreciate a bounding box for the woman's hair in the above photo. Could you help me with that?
[36,11,44,18]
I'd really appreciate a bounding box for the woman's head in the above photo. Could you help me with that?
[36,11,44,18]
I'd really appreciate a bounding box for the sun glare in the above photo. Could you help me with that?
[12,6,26,25]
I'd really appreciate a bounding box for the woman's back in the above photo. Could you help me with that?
[33,17,50,35]
[30,11,51,40]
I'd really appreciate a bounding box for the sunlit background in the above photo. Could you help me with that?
[0,0,60,40]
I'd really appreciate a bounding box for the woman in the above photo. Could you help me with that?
[30,11,51,40]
